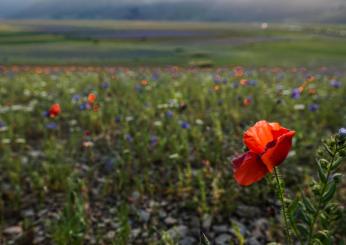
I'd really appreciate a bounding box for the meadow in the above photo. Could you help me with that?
[0,20,346,245]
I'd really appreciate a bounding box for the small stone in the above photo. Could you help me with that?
[215,233,232,245]
[164,216,177,225]
[106,231,116,240]
[236,205,261,218]
[4,226,23,236]
[131,228,141,238]
[213,225,229,233]
[139,210,150,223]
[167,225,188,239]
[180,236,196,245]
[159,210,167,218]
[22,209,35,218]
[247,237,261,245]
[202,214,212,230]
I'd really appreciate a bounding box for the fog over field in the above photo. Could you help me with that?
[1,0,345,22]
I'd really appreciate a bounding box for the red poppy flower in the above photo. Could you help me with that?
[232,120,295,186]
[88,93,96,104]
[48,103,61,118]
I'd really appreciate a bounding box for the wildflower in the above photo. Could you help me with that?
[232,120,295,186]
[243,96,252,106]
[125,134,133,142]
[141,79,148,86]
[232,82,239,89]
[294,104,305,110]
[149,135,159,147]
[0,120,7,131]
[330,80,341,88]
[100,81,110,89]
[249,80,257,86]
[48,103,61,118]
[72,94,81,102]
[308,103,319,112]
[83,141,94,148]
[166,111,174,118]
[306,75,315,82]
[79,103,91,111]
[234,66,244,77]
[154,121,162,127]
[213,85,221,91]
[115,116,121,123]
[180,121,190,129]
[46,122,58,129]
[88,92,96,104]
[195,119,204,125]
[291,88,301,99]
[240,79,248,86]
[339,128,346,137]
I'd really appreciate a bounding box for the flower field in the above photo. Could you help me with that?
[0,65,345,244]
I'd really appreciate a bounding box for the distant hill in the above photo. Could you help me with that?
[5,0,346,23]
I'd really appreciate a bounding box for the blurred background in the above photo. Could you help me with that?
[0,0,345,67]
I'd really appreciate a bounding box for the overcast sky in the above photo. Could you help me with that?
[1,0,344,17]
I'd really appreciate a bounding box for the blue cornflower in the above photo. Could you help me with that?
[101,81,110,89]
[46,122,58,129]
[339,128,346,137]
[166,111,174,118]
[291,88,301,99]
[115,116,121,123]
[125,134,134,142]
[308,103,319,112]
[72,94,81,102]
[149,135,159,147]
[180,121,190,129]
[330,80,341,88]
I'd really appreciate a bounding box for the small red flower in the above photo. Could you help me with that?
[88,93,96,104]
[48,103,61,118]
[232,120,295,186]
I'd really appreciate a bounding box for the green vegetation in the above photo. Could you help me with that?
[0,20,345,67]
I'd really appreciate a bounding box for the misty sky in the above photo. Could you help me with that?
[1,0,345,18]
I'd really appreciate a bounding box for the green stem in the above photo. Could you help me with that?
[307,146,337,244]
[273,167,292,244]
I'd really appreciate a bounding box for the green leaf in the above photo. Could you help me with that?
[323,143,333,156]
[300,210,313,225]
[296,223,309,237]
[317,162,327,183]
[302,195,316,213]
[331,157,343,170]
[315,230,332,245]
[321,181,336,203]
[331,173,342,183]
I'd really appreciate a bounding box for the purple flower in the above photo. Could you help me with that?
[291,88,301,99]
[330,80,341,88]
[46,122,58,129]
[149,135,159,147]
[308,103,319,112]
[166,111,174,118]
[232,82,239,89]
[115,116,121,123]
[339,128,346,137]
[0,120,6,128]
[125,134,133,142]
[72,94,81,102]
[101,81,110,89]
[249,80,257,86]
[180,121,190,129]
[42,111,50,117]
[79,103,91,111]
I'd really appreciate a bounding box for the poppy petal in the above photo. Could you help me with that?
[232,151,269,186]
[261,130,295,172]
[243,120,274,154]
[269,122,290,141]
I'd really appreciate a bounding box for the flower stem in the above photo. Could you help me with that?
[273,167,292,244]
